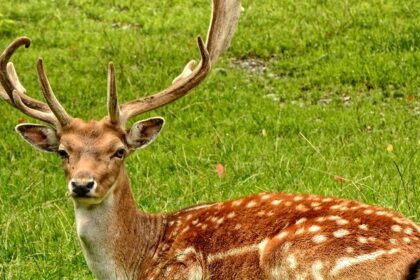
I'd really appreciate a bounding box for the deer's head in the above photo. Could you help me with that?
[0,0,241,205]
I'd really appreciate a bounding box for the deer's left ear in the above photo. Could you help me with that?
[126,117,165,150]
[15,123,59,152]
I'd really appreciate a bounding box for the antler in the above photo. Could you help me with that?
[0,37,72,128]
[109,0,241,126]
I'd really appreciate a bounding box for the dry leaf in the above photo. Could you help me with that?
[334,175,345,184]
[387,144,393,153]
[406,95,414,103]
[215,163,225,178]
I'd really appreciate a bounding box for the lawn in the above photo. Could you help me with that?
[0,0,419,278]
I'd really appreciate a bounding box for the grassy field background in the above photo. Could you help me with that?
[0,0,419,278]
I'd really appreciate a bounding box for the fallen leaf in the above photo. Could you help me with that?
[261,129,267,137]
[215,163,225,178]
[387,144,393,153]
[406,95,414,103]
[334,175,345,184]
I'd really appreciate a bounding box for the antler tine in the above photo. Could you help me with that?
[0,37,50,112]
[36,58,72,127]
[119,0,241,126]
[11,90,58,125]
[107,62,120,125]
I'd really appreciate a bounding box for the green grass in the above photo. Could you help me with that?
[0,0,419,278]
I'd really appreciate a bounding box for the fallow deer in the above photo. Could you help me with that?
[0,0,419,279]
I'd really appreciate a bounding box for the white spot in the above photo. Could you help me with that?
[216,217,224,225]
[296,204,309,212]
[313,235,327,243]
[336,219,349,225]
[404,228,413,235]
[276,231,289,240]
[316,217,326,222]
[272,199,282,206]
[234,224,241,230]
[376,211,386,216]
[309,225,321,233]
[314,206,323,211]
[403,237,411,244]
[246,200,257,208]
[345,247,354,254]
[358,224,368,231]
[227,212,236,219]
[330,250,386,276]
[311,260,324,280]
[391,225,402,232]
[368,237,377,242]
[295,218,307,225]
[257,211,266,217]
[388,248,400,254]
[311,202,321,207]
[353,218,361,223]
[328,215,341,221]
[186,214,193,221]
[357,237,368,243]
[267,211,275,216]
[363,209,374,215]
[261,194,271,200]
[389,239,397,244]
[232,199,243,207]
[293,196,304,202]
[287,254,297,269]
[322,198,333,202]
[296,228,305,235]
[333,229,350,238]
[330,205,341,210]
[201,224,208,230]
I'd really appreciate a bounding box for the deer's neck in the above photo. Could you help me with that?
[73,167,166,280]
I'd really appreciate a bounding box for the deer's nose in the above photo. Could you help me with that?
[70,175,96,197]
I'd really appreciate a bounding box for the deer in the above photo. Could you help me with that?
[0,0,419,279]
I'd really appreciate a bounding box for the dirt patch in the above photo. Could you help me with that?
[231,56,268,75]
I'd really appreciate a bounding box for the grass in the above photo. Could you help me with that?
[0,0,419,278]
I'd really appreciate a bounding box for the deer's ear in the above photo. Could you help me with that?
[126,117,164,150]
[15,124,59,152]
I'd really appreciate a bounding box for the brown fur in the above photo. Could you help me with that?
[13,117,420,279]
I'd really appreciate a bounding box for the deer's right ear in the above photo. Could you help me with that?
[15,124,59,152]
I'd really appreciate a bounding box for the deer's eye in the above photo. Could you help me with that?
[58,149,69,159]
[112,148,126,159]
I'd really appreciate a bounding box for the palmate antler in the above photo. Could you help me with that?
[0,0,241,128]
